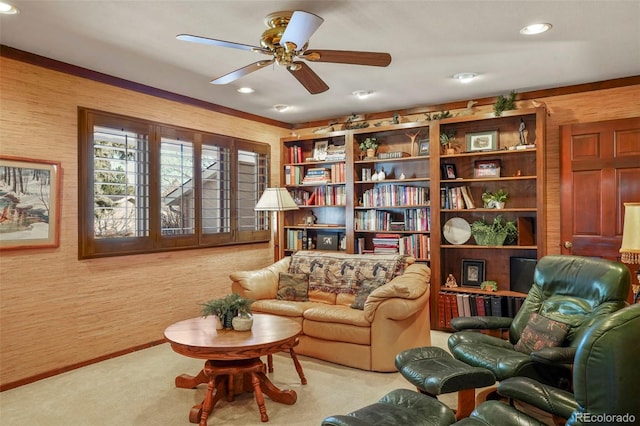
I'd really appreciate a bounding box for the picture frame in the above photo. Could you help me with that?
[474,159,502,178]
[441,163,458,180]
[313,140,329,161]
[316,232,339,250]
[418,138,430,156]
[462,259,486,287]
[466,130,498,152]
[0,156,62,250]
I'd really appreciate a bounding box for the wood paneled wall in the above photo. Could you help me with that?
[1,54,639,388]
[0,57,289,388]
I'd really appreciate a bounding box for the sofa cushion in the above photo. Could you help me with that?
[304,304,371,326]
[514,312,570,354]
[277,272,309,301]
[309,289,337,304]
[351,279,387,310]
[251,299,324,317]
[289,251,407,295]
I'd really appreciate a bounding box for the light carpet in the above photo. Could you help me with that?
[0,331,458,425]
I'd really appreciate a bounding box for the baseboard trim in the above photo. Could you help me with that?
[0,339,166,391]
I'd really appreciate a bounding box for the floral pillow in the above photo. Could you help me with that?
[514,312,570,354]
[277,273,309,301]
[350,279,386,310]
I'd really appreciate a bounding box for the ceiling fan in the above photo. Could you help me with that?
[177,10,392,94]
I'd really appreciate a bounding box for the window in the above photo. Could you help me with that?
[78,108,270,258]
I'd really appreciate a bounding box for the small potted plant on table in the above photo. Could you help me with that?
[201,293,254,330]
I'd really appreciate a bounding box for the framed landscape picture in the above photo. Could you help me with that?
[466,130,498,152]
[0,156,62,250]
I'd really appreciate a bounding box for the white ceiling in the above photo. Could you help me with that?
[1,1,639,125]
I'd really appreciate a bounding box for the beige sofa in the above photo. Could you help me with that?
[230,251,431,372]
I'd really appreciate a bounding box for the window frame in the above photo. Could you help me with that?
[78,108,270,259]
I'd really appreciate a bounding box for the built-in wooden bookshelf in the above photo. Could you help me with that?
[280,107,546,330]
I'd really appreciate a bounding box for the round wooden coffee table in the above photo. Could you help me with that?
[164,313,305,425]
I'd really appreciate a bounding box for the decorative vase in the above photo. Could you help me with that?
[232,314,253,331]
[377,168,386,181]
[366,148,376,158]
[495,201,505,209]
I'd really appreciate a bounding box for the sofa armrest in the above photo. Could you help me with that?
[530,346,577,365]
[229,257,290,300]
[364,263,430,322]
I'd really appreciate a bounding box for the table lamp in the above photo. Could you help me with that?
[620,202,640,303]
[255,187,299,261]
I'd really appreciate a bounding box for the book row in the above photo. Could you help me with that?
[285,164,346,185]
[288,186,346,206]
[360,184,430,208]
[438,291,526,330]
[441,186,476,209]
[354,207,431,232]
[357,233,430,259]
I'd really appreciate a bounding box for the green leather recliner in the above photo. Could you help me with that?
[473,303,640,426]
[448,255,630,388]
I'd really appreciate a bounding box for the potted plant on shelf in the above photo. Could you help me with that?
[481,189,509,209]
[440,130,457,154]
[359,137,379,158]
[201,293,254,330]
[470,215,518,246]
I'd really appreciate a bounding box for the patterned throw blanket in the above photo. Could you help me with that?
[288,251,407,294]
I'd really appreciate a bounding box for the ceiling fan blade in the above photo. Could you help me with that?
[211,60,274,85]
[288,62,329,94]
[302,50,392,67]
[177,34,265,53]
[280,11,324,51]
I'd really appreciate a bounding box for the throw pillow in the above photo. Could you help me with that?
[277,273,309,301]
[514,312,570,354]
[350,279,386,310]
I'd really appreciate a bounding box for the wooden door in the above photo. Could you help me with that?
[560,117,640,292]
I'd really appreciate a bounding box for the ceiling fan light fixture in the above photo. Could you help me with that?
[520,23,552,35]
[279,10,324,52]
[237,87,255,94]
[453,73,478,83]
[273,104,290,112]
[352,90,374,99]
[0,1,19,14]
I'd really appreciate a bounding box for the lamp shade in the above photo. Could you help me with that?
[254,187,299,211]
[620,202,640,264]
[280,10,324,51]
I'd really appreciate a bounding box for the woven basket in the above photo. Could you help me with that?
[473,231,508,246]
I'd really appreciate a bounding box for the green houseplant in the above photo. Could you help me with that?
[201,293,253,330]
[470,215,517,246]
[359,137,379,158]
[481,189,509,209]
[440,130,457,154]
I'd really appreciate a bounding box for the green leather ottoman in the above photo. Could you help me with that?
[395,346,496,419]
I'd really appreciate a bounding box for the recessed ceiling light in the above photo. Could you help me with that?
[0,1,19,14]
[453,73,478,83]
[273,104,289,112]
[352,90,374,99]
[237,87,255,94]
[520,23,552,35]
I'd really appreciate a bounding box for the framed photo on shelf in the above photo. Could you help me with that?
[466,130,498,152]
[316,232,339,250]
[441,163,458,180]
[418,138,430,156]
[313,140,328,161]
[0,156,62,250]
[461,259,486,287]
[474,159,502,178]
